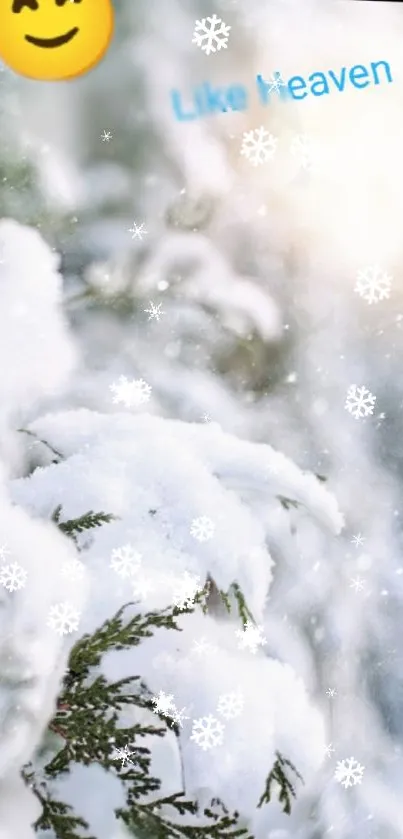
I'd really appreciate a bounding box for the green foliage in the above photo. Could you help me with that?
[258,751,304,815]
[20,507,304,838]
[277,496,300,511]
[51,505,116,544]
[22,767,95,839]
[217,583,254,624]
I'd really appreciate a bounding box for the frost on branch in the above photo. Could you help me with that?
[9,408,343,835]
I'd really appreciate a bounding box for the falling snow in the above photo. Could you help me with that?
[240,127,278,166]
[345,385,376,420]
[110,376,152,408]
[192,14,231,55]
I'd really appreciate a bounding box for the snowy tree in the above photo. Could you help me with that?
[3,0,403,837]
[0,220,344,838]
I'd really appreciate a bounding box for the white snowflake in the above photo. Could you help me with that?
[144,302,165,322]
[61,558,85,582]
[170,706,190,728]
[326,687,337,698]
[267,71,286,93]
[152,691,176,717]
[192,14,231,56]
[111,745,135,767]
[110,544,142,579]
[110,376,152,408]
[191,637,218,657]
[0,562,27,592]
[350,576,365,593]
[47,602,80,636]
[101,130,112,142]
[235,620,267,654]
[351,533,365,548]
[354,265,392,304]
[128,222,147,241]
[334,757,365,788]
[217,690,244,720]
[0,544,10,562]
[290,133,319,171]
[190,516,215,542]
[324,743,335,758]
[172,571,203,610]
[345,385,376,420]
[132,575,155,600]
[240,127,278,167]
[190,714,225,750]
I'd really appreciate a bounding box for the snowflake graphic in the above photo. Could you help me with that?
[345,385,376,420]
[152,691,176,717]
[61,558,85,582]
[172,571,203,610]
[132,575,155,600]
[351,533,365,548]
[324,743,335,758]
[191,637,219,657]
[128,222,147,241]
[334,756,365,788]
[240,127,278,167]
[0,544,10,562]
[192,14,231,55]
[217,690,244,720]
[290,134,319,171]
[267,71,286,93]
[170,706,190,728]
[110,544,142,579]
[0,562,27,592]
[144,302,165,322]
[101,130,112,142]
[190,714,225,750]
[110,376,152,408]
[235,620,267,654]
[190,516,215,542]
[354,265,392,304]
[111,745,135,767]
[350,576,365,593]
[326,687,337,698]
[47,602,80,636]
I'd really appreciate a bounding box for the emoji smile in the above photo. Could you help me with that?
[25,27,78,49]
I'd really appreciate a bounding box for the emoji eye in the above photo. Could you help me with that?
[12,0,39,11]
[55,0,82,4]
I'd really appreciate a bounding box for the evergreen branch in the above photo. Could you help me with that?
[117,793,252,839]
[218,589,232,614]
[51,506,116,544]
[22,766,95,839]
[231,583,254,624]
[217,584,254,624]
[64,603,183,686]
[18,427,64,462]
[257,751,304,814]
[276,496,300,511]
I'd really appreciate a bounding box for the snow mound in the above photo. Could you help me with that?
[0,219,76,418]
[12,409,343,623]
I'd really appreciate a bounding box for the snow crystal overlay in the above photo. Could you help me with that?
[192,15,231,55]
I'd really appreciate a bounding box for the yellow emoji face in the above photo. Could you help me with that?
[0,0,114,81]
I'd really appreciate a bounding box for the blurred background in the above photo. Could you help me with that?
[3,0,403,837]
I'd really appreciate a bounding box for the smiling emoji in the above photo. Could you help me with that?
[0,0,114,81]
